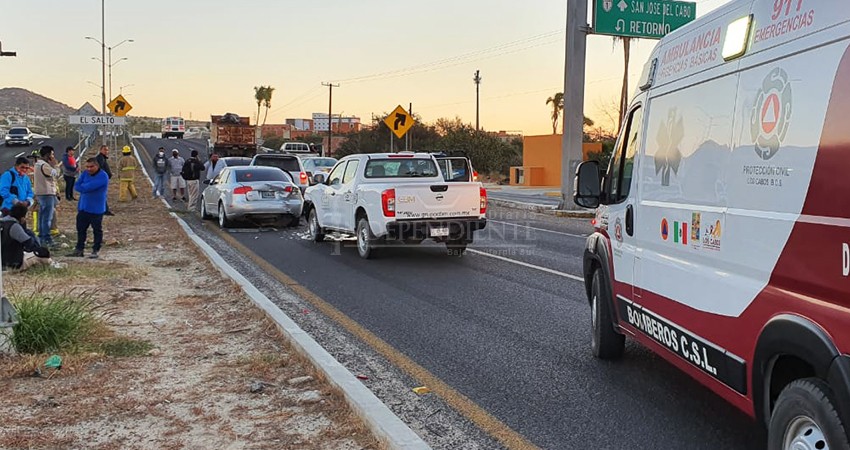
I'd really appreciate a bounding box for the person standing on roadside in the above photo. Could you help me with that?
[0,157,34,217]
[204,152,226,182]
[62,146,78,201]
[69,158,108,259]
[33,146,60,247]
[117,146,139,202]
[181,150,205,210]
[152,147,168,198]
[168,149,186,202]
[95,145,114,216]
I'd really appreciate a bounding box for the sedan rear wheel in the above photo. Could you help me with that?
[200,196,212,220]
[218,202,232,229]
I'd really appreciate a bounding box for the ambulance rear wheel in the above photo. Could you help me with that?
[591,269,625,360]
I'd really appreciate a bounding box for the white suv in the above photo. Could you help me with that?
[4,127,33,146]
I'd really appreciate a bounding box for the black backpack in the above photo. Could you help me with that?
[0,171,18,206]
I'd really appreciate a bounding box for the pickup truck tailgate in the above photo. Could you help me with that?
[394,183,481,220]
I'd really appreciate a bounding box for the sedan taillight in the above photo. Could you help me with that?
[382,189,396,217]
[233,186,253,195]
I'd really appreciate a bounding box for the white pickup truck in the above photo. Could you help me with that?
[303,152,487,258]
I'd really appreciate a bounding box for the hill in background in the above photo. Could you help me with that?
[0,88,77,116]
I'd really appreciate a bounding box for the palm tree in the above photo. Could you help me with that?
[253,86,266,125]
[261,86,275,126]
[547,92,596,135]
[546,92,564,135]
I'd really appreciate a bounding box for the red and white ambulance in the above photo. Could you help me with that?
[574,1,850,448]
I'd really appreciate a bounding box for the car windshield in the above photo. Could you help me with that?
[8,128,28,135]
[234,168,291,183]
[303,158,336,170]
[254,157,301,173]
[364,158,438,178]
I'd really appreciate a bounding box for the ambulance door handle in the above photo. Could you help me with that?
[626,204,634,236]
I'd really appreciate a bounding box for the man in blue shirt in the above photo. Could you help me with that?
[0,157,35,216]
[68,158,109,259]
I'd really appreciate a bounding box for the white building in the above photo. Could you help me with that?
[312,113,360,133]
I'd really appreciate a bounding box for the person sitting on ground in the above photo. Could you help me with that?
[0,203,51,271]
[0,157,35,216]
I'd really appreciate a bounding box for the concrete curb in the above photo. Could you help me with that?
[132,139,430,450]
[488,198,595,218]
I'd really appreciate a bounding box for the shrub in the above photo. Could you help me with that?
[7,291,100,354]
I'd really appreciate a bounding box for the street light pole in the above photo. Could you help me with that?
[100,0,106,116]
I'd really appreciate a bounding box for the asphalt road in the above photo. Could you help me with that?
[0,138,79,170]
[135,137,764,449]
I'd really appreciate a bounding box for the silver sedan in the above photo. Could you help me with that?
[200,166,303,228]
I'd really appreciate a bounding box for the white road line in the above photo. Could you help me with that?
[14,152,24,158]
[488,220,588,238]
[467,249,584,282]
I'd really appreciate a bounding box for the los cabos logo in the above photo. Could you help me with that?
[751,68,792,160]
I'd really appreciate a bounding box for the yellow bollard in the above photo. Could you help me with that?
[32,210,38,234]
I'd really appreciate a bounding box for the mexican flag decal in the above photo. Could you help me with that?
[673,221,688,245]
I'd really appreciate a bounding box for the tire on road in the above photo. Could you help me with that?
[356,217,379,259]
[200,197,212,220]
[308,208,324,242]
[768,378,850,450]
[591,269,625,360]
[218,202,233,229]
[446,239,467,256]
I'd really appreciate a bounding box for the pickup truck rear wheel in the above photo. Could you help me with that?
[591,269,625,360]
[308,208,325,242]
[356,217,378,259]
[446,239,467,256]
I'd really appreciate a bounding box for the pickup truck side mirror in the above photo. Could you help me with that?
[574,161,601,209]
[313,173,326,185]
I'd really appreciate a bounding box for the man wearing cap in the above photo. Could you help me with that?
[167,149,186,202]
[117,145,139,202]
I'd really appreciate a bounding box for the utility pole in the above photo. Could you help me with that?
[559,0,589,210]
[473,70,482,131]
[406,102,412,151]
[100,0,106,117]
[322,82,339,157]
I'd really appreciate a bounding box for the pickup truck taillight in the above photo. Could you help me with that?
[480,187,487,215]
[300,172,308,184]
[233,186,253,195]
[382,189,396,217]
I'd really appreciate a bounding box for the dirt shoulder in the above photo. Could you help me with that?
[0,168,383,450]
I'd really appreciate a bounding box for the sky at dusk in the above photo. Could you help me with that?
[1,0,730,135]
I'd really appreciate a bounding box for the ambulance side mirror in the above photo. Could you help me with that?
[574,161,601,209]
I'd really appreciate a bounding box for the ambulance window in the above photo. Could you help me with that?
[608,106,643,203]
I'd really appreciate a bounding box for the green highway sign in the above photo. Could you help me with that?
[593,0,696,39]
